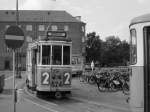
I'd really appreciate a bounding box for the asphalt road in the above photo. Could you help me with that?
[0,71,131,112]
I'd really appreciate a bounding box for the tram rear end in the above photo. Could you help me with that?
[36,66,72,98]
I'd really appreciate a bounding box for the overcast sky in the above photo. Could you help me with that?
[0,0,150,41]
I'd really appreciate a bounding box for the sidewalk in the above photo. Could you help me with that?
[71,77,131,112]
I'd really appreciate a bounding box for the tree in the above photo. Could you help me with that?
[101,36,129,66]
[85,33,130,67]
[85,32,102,64]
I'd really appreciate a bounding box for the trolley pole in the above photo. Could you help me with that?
[13,51,16,112]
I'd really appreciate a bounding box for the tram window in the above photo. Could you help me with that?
[130,29,137,65]
[38,46,41,64]
[63,46,70,65]
[52,46,62,65]
[42,45,51,65]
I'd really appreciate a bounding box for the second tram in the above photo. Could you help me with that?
[26,31,72,98]
[129,14,150,112]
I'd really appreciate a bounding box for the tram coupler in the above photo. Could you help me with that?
[55,91,62,99]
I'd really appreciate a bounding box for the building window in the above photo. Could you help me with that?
[26,25,32,31]
[26,36,32,42]
[51,25,57,31]
[64,25,69,31]
[38,25,45,31]
[6,25,10,29]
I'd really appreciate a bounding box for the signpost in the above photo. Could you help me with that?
[5,25,24,49]
[4,25,24,112]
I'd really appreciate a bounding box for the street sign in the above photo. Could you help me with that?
[4,25,24,49]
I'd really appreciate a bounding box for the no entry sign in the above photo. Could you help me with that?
[4,25,24,49]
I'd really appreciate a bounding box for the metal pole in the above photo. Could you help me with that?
[16,0,19,25]
[13,51,16,112]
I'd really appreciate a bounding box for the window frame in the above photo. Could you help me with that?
[26,25,32,31]
[130,29,137,65]
[51,25,58,31]
[38,25,45,31]
[52,45,62,65]
[40,44,71,66]
[63,45,71,65]
[64,25,69,31]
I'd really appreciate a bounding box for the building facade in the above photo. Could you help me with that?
[0,10,86,70]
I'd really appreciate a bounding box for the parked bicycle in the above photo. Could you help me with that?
[80,67,130,94]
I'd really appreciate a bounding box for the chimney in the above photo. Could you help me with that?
[75,16,81,21]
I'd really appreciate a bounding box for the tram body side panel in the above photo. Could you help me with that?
[130,66,144,108]
[129,23,149,110]
[36,66,72,92]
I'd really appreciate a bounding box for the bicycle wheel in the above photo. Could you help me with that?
[109,82,118,92]
[97,83,107,92]
[88,76,95,84]
[122,82,129,95]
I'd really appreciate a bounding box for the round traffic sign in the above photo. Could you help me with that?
[4,25,24,49]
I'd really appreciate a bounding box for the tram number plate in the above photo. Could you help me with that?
[41,72,50,85]
[63,73,71,85]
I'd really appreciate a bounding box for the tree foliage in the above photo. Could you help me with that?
[85,32,102,63]
[85,33,129,67]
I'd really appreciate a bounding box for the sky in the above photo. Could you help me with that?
[0,0,150,41]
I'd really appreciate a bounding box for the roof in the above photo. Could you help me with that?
[130,13,150,26]
[0,10,85,23]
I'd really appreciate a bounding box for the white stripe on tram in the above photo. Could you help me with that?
[5,35,24,40]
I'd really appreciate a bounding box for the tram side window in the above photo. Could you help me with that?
[42,45,51,65]
[130,29,137,65]
[52,46,62,65]
[63,46,70,65]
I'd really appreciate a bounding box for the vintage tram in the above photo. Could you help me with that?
[26,31,72,98]
[129,14,150,112]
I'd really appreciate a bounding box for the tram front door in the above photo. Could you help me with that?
[144,27,150,112]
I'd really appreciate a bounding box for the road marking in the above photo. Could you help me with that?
[5,76,13,81]
[24,98,59,112]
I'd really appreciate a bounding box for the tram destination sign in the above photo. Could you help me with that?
[4,25,25,49]
[47,31,66,37]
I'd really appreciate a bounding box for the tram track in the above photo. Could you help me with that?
[23,86,76,112]
[23,81,130,112]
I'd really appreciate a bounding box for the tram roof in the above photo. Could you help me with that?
[130,13,150,26]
